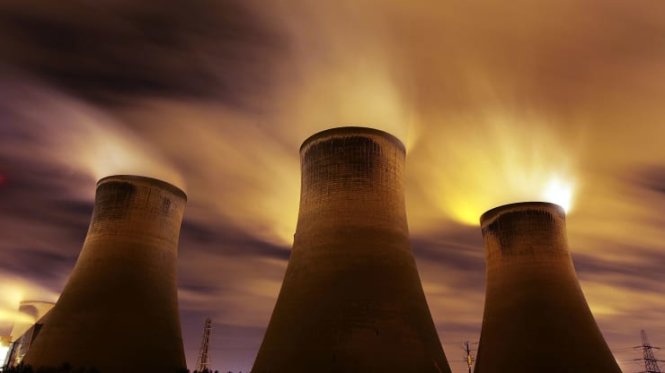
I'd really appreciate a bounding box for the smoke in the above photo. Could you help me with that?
[408,106,580,227]
[1,0,664,239]
[0,74,186,192]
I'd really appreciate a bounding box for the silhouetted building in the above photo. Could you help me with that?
[24,175,188,373]
[4,301,54,368]
[253,127,451,372]
[474,202,621,373]
[1,335,11,369]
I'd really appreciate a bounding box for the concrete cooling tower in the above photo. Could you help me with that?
[474,202,621,373]
[252,127,451,373]
[24,175,187,373]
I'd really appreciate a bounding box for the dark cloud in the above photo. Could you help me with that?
[180,220,290,261]
[0,248,75,287]
[636,166,665,195]
[574,248,665,291]
[0,158,92,228]
[0,0,288,107]
[0,159,91,290]
[412,226,484,271]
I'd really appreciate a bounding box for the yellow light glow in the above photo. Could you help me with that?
[0,279,56,329]
[542,177,575,213]
[448,200,489,226]
[0,309,34,325]
[0,344,10,364]
[6,288,22,309]
[0,286,34,327]
[413,107,579,227]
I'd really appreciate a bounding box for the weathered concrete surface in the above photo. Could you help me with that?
[24,175,187,373]
[474,202,621,373]
[253,127,451,373]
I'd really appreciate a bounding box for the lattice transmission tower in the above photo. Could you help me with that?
[195,318,212,373]
[463,340,475,373]
[635,329,664,373]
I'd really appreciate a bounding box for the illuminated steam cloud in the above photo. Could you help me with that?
[410,108,578,227]
[0,76,185,192]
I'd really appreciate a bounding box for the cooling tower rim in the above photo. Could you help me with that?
[480,201,565,226]
[97,175,187,201]
[18,300,55,306]
[300,126,406,153]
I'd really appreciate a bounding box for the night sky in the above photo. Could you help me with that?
[1,0,665,371]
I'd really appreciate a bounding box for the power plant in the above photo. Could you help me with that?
[2,132,637,373]
[473,202,621,373]
[23,175,188,373]
[252,127,451,372]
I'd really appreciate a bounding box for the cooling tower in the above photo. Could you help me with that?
[252,127,451,373]
[24,175,187,373]
[474,202,621,373]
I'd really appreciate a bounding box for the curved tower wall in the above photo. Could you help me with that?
[253,127,451,373]
[24,175,187,373]
[474,202,621,373]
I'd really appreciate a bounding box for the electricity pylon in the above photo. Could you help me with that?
[195,318,212,373]
[464,340,475,373]
[635,329,663,373]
